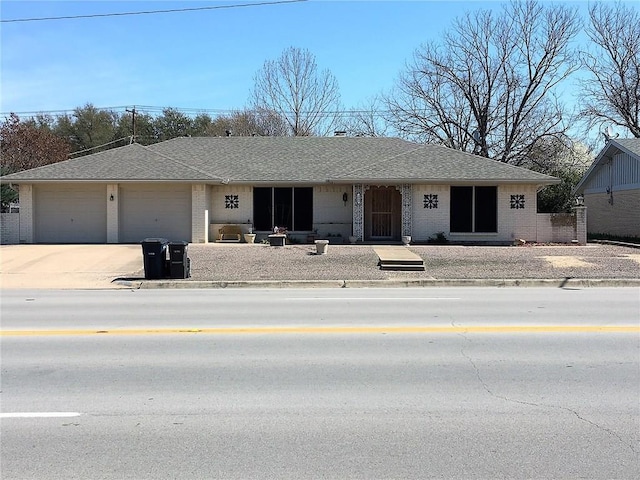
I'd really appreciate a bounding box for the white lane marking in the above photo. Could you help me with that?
[286,297,461,301]
[0,412,81,418]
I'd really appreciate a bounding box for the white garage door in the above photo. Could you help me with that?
[119,184,192,243]
[35,184,107,243]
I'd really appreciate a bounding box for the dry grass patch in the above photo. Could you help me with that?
[540,256,594,268]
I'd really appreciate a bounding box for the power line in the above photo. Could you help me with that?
[2,105,393,118]
[68,137,132,157]
[1,0,307,23]
[1,106,240,117]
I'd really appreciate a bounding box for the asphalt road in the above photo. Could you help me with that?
[1,288,639,479]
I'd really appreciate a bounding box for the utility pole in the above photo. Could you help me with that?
[125,107,136,143]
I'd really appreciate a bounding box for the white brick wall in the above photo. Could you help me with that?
[1,213,20,244]
[411,184,539,243]
[210,185,253,225]
[411,185,450,242]
[498,185,539,242]
[209,185,252,240]
[314,185,352,237]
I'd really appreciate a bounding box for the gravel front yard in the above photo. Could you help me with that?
[186,243,640,282]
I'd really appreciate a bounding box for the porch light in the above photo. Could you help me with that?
[109,194,114,201]
[342,192,348,205]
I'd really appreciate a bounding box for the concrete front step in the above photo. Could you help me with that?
[374,246,426,271]
[380,258,425,265]
[380,263,426,271]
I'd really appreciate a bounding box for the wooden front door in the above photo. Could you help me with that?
[365,186,401,241]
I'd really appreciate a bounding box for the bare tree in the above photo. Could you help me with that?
[579,2,640,138]
[251,47,342,136]
[386,0,581,165]
[207,109,290,137]
[344,96,390,137]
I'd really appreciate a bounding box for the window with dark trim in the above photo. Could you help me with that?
[450,186,497,233]
[253,187,313,231]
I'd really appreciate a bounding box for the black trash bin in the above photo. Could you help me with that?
[168,241,190,279]
[141,238,169,279]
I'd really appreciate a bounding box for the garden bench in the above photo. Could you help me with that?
[216,225,243,242]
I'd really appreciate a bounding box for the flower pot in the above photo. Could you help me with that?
[268,234,286,247]
[244,233,256,244]
[315,239,329,255]
[401,235,411,246]
[348,235,357,244]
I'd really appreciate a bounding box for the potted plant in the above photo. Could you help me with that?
[244,226,256,244]
[314,239,329,254]
[268,226,287,246]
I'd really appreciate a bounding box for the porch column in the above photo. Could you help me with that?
[191,184,209,243]
[573,205,587,245]
[401,184,412,237]
[106,184,119,243]
[18,184,34,243]
[353,184,364,241]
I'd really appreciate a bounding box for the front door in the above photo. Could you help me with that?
[365,186,401,241]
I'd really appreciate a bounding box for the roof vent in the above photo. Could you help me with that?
[225,129,232,137]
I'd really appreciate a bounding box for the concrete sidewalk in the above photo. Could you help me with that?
[1,243,639,290]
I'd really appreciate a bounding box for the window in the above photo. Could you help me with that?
[253,187,313,231]
[450,186,497,233]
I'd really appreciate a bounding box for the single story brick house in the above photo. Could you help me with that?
[1,136,559,244]
[574,138,640,238]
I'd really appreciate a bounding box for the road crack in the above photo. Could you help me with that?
[455,327,637,455]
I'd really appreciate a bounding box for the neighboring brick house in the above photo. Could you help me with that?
[1,136,559,244]
[574,138,640,238]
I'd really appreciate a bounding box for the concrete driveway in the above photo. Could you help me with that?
[0,245,143,289]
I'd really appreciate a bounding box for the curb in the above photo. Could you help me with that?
[591,240,640,249]
[115,278,640,289]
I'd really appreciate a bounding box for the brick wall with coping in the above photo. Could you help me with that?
[1,213,19,244]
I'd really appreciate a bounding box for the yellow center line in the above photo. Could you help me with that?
[1,325,638,336]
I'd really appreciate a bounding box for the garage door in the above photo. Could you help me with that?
[35,184,107,243]
[119,184,192,243]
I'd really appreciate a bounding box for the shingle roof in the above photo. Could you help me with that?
[1,136,558,185]
[614,138,640,157]
[0,143,220,182]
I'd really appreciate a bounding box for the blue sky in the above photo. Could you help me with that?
[0,0,619,122]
